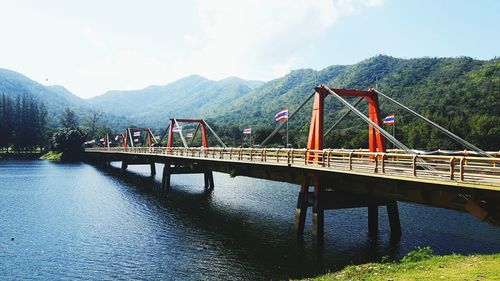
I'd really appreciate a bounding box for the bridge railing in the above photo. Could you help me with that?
[85,147,500,187]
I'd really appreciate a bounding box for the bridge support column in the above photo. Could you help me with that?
[368,204,379,236]
[161,161,171,192]
[386,201,402,238]
[121,161,128,171]
[294,178,309,236]
[312,176,324,240]
[204,171,214,190]
[150,162,156,176]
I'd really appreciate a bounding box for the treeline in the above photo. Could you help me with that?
[0,94,48,151]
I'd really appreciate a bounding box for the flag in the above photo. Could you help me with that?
[115,135,120,141]
[172,126,182,133]
[383,114,395,125]
[243,128,252,135]
[133,138,140,143]
[275,109,288,122]
[133,131,141,137]
[186,133,194,138]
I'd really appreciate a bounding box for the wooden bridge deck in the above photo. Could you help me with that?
[85,147,500,191]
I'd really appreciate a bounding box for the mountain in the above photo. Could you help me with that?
[212,55,500,150]
[0,68,129,128]
[1,55,498,150]
[0,68,85,119]
[87,75,264,126]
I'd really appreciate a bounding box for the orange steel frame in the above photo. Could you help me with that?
[123,128,156,147]
[167,119,209,148]
[308,86,386,153]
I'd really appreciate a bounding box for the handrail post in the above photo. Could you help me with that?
[412,155,418,177]
[287,149,291,165]
[304,149,308,165]
[374,153,379,173]
[348,152,353,170]
[459,157,465,181]
[381,153,386,173]
[449,157,456,180]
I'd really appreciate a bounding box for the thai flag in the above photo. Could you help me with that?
[275,109,288,122]
[172,126,182,133]
[243,128,252,135]
[133,131,141,137]
[186,133,194,138]
[383,114,395,125]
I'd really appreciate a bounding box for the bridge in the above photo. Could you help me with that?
[85,85,500,240]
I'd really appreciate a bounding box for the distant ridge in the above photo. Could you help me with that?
[0,55,498,150]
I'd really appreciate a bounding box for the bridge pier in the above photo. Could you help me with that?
[120,160,156,176]
[161,161,214,192]
[294,175,402,241]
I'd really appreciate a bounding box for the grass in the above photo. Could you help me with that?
[308,248,500,281]
[39,151,63,161]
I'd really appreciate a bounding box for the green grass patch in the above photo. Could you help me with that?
[40,151,63,161]
[308,249,500,281]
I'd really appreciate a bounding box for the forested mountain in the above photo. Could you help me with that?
[213,56,500,150]
[0,68,130,129]
[87,75,264,126]
[0,55,498,150]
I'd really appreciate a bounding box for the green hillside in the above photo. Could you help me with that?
[0,68,131,129]
[214,56,499,150]
[1,55,498,150]
[86,75,264,127]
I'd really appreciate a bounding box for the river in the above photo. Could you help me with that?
[0,160,499,280]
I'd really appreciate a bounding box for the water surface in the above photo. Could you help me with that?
[1,160,499,280]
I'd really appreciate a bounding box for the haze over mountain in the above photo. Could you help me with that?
[0,55,498,149]
[86,75,264,126]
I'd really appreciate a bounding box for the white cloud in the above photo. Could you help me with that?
[179,0,383,80]
[72,0,383,97]
[83,25,107,49]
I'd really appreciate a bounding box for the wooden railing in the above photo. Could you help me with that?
[85,147,500,188]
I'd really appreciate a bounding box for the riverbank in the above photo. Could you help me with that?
[0,152,44,160]
[309,252,500,280]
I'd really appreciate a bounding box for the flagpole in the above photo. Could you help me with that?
[392,123,395,149]
[286,118,289,148]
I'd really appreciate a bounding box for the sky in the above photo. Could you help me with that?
[0,0,499,98]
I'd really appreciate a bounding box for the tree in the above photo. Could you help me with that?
[60,108,78,128]
[85,108,103,139]
[51,127,87,155]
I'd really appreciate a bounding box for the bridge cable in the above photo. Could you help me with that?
[203,120,227,148]
[127,128,135,147]
[323,86,438,173]
[189,124,200,147]
[173,119,189,148]
[374,89,491,157]
[260,91,316,147]
[157,123,170,145]
[324,97,364,137]
[324,86,410,151]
